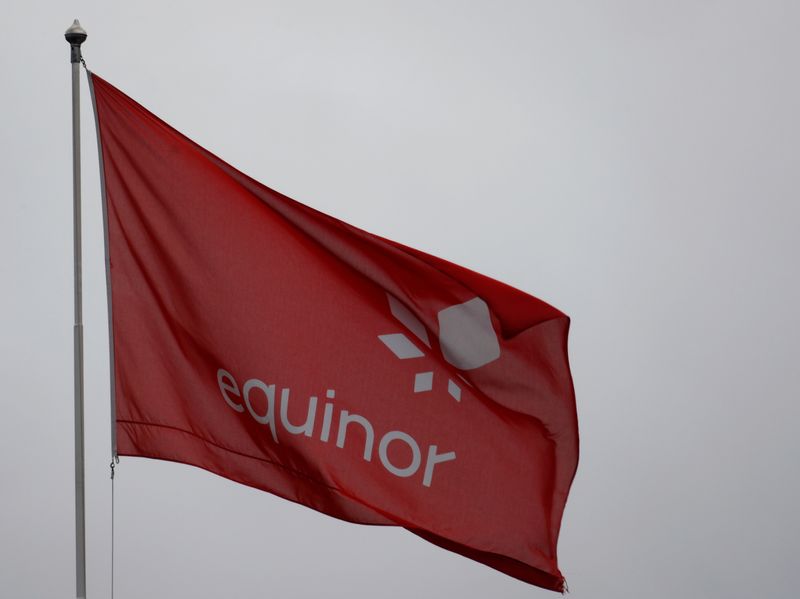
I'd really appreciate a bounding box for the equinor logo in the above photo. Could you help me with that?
[216,368,457,488]
[378,293,500,400]
[212,294,500,487]
[215,295,498,488]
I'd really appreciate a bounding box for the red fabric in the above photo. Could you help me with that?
[91,72,579,592]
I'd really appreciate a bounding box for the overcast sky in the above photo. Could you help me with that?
[2,1,798,597]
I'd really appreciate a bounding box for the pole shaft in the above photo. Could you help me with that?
[71,58,87,599]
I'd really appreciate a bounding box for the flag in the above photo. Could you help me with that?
[89,72,578,592]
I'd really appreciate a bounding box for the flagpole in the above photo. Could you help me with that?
[65,19,88,599]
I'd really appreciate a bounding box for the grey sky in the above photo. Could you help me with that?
[1,1,798,597]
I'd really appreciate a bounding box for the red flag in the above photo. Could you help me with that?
[90,72,578,592]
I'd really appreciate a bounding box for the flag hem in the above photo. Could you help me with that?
[116,418,565,590]
[87,69,118,458]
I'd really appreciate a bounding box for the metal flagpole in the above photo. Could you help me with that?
[65,18,88,599]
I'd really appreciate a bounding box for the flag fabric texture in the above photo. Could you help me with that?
[89,72,579,592]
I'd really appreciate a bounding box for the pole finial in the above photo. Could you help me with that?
[65,19,87,63]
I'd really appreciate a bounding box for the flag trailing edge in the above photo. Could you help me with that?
[88,71,579,593]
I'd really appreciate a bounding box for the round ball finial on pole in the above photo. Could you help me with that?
[65,19,87,63]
